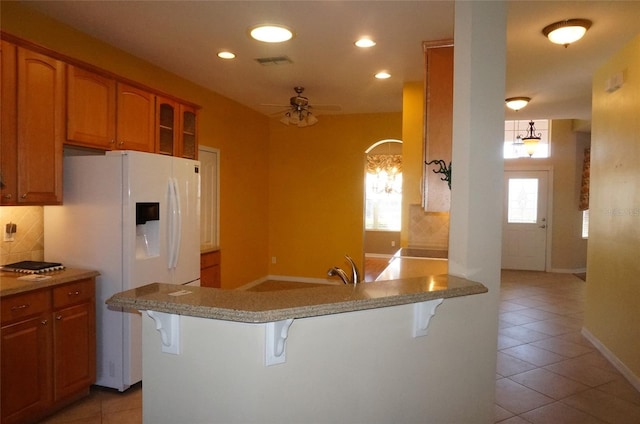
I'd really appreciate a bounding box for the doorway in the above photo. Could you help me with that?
[502,169,551,271]
[363,139,402,281]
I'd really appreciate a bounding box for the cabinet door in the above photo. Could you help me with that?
[0,40,17,205]
[66,65,116,150]
[53,302,96,401]
[1,315,52,424]
[178,104,197,159]
[16,47,64,204]
[116,82,155,152]
[156,97,177,155]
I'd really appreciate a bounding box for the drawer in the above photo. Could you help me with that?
[53,279,95,309]
[200,250,220,268]
[1,290,50,324]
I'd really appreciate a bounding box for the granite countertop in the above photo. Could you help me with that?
[107,273,488,323]
[0,268,100,297]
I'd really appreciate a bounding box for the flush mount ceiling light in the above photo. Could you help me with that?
[355,37,376,48]
[505,97,531,111]
[249,24,294,43]
[542,19,592,47]
[375,71,391,79]
[217,51,236,59]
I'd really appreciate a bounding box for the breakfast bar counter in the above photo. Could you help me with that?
[105,266,491,424]
[106,273,487,323]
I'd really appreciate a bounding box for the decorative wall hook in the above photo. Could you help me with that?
[425,159,452,190]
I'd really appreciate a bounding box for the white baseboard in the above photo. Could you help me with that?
[581,327,640,392]
[549,267,587,274]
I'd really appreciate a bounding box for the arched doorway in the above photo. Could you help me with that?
[363,139,402,281]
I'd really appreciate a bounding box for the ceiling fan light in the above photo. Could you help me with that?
[249,24,294,43]
[280,114,291,125]
[542,19,591,46]
[505,97,531,111]
[307,113,318,125]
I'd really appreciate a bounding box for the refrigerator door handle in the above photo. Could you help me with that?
[168,177,182,270]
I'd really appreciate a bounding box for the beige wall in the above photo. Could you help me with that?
[506,119,589,272]
[585,34,640,385]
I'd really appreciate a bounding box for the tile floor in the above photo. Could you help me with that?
[39,270,640,423]
[495,270,640,423]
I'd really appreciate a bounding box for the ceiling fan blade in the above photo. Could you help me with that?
[260,103,291,108]
[309,104,342,111]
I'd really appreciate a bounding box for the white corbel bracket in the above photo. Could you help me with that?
[146,310,181,354]
[413,299,444,337]
[265,318,294,366]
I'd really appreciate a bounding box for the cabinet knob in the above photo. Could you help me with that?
[110,139,115,145]
[2,194,12,199]
[41,319,48,325]
[56,315,63,320]
[118,140,125,147]
[21,193,27,199]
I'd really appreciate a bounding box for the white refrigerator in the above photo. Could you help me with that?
[44,150,200,391]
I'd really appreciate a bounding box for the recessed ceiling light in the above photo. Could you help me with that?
[249,24,294,43]
[542,19,592,47]
[355,38,376,48]
[375,72,391,79]
[217,51,236,59]
[505,97,531,111]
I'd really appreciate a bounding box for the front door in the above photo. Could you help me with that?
[502,170,549,271]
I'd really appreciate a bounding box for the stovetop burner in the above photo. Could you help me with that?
[1,261,65,274]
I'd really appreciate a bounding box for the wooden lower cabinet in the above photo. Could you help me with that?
[0,278,96,424]
[200,250,221,288]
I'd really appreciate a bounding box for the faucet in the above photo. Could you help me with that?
[327,255,361,285]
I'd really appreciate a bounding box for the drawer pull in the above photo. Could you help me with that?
[11,303,30,311]
[42,319,48,325]
[56,315,63,320]
[68,290,81,296]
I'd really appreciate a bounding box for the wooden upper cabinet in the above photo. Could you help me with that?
[67,70,155,153]
[1,40,18,205]
[66,65,116,150]
[116,82,155,152]
[423,41,453,212]
[156,98,198,159]
[16,46,64,205]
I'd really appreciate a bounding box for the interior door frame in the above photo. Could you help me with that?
[504,165,554,272]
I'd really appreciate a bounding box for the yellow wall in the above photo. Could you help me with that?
[268,113,402,279]
[586,34,640,380]
[1,2,270,288]
[401,82,424,246]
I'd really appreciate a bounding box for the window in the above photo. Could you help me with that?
[504,119,550,159]
[507,178,539,223]
[365,155,402,231]
[582,209,589,239]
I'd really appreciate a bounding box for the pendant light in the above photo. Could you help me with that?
[520,121,541,157]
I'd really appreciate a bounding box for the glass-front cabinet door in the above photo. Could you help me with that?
[180,105,197,160]
[156,97,177,156]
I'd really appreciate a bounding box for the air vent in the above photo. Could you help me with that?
[255,56,293,66]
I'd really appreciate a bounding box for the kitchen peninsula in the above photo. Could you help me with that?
[107,268,488,424]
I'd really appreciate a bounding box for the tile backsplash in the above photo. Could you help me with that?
[0,206,44,265]
[408,204,450,250]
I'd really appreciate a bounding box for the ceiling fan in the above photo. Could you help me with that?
[262,86,341,127]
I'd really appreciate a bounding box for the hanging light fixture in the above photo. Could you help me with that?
[542,19,592,47]
[505,97,531,111]
[280,109,318,127]
[519,121,541,157]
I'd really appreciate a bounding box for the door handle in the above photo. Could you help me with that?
[539,224,546,229]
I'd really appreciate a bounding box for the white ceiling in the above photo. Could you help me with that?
[21,1,640,123]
